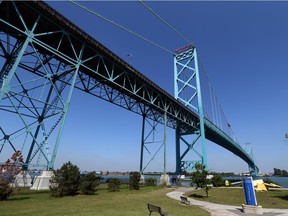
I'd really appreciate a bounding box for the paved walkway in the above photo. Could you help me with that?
[166,187,288,216]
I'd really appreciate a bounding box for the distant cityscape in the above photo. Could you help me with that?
[78,168,288,177]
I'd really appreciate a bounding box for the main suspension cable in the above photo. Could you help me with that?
[68,0,174,54]
[138,0,193,45]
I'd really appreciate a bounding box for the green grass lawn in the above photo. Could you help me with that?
[185,187,288,209]
[0,185,209,216]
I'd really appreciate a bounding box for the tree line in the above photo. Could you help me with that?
[273,168,288,177]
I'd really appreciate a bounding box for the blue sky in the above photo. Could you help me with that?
[25,1,288,174]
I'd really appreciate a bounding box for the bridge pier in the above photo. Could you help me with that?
[31,171,53,190]
[139,112,168,175]
[160,174,170,186]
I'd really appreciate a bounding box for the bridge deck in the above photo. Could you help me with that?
[0,0,201,130]
[0,1,258,173]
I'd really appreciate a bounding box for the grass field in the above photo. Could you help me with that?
[0,185,209,216]
[185,187,288,209]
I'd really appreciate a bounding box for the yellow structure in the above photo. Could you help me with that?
[253,179,282,191]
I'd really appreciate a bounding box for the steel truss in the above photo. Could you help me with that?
[139,114,167,174]
[0,1,198,170]
[0,1,259,175]
[174,45,207,173]
[174,45,259,175]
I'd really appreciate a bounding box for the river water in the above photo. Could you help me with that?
[97,175,288,188]
[260,176,288,188]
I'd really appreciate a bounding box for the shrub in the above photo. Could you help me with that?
[129,172,141,190]
[211,174,224,187]
[146,177,157,186]
[50,161,81,197]
[107,178,121,192]
[0,151,23,201]
[79,172,100,195]
[0,180,13,201]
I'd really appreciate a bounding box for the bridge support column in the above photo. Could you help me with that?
[175,127,204,174]
[47,59,82,170]
[174,45,208,173]
[139,115,146,173]
[175,125,181,175]
[139,113,167,174]
[0,2,86,169]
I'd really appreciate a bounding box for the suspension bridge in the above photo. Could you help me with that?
[0,1,259,176]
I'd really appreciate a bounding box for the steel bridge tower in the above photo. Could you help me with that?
[0,1,85,170]
[173,45,207,174]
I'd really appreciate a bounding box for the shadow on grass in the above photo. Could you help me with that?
[189,193,207,199]
[7,197,30,201]
[273,195,288,201]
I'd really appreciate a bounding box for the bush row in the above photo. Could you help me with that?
[1,159,158,200]
[50,161,157,197]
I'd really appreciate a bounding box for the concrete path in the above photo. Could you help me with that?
[166,187,288,216]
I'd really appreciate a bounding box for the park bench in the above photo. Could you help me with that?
[180,196,190,205]
[147,203,168,216]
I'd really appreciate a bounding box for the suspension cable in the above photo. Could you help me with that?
[138,0,193,45]
[198,52,239,143]
[68,0,174,54]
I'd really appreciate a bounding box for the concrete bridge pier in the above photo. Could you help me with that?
[160,174,170,186]
[30,171,53,190]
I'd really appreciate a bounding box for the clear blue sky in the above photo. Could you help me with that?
[39,1,288,174]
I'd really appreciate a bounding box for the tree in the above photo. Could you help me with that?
[281,170,288,177]
[273,168,282,176]
[49,161,81,197]
[190,163,210,197]
[107,178,121,192]
[145,177,157,186]
[129,172,141,190]
[0,151,23,201]
[79,172,99,195]
[273,168,288,177]
[211,174,224,187]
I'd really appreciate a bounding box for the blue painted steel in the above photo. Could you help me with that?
[174,44,259,175]
[193,48,207,169]
[0,2,88,169]
[48,60,83,169]
[163,112,167,175]
[175,126,181,174]
[242,177,257,206]
[139,117,165,173]
[204,118,259,175]
[140,115,145,173]
[174,45,207,172]
[0,1,259,174]
[0,37,30,102]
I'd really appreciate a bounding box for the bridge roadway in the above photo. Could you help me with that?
[0,1,258,173]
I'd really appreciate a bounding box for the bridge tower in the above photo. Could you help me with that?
[173,45,207,174]
[0,1,84,170]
